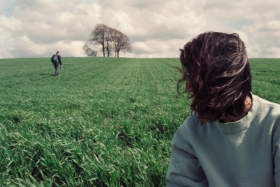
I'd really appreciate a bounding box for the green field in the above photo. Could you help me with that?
[0,57,280,186]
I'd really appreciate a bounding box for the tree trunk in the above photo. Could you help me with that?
[106,40,110,57]
[102,44,105,57]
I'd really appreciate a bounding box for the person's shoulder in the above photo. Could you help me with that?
[253,94,280,124]
[254,94,280,111]
[177,114,207,135]
[174,114,217,145]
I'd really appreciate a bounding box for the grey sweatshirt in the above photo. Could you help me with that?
[166,94,280,187]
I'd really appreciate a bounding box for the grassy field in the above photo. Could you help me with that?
[0,57,280,186]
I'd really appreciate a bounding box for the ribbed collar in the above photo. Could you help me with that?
[216,94,260,134]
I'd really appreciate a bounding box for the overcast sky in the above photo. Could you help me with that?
[1,0,280,58]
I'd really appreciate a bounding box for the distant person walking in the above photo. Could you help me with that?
[51,51,62,76]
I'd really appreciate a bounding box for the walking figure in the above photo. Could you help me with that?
[51,51,62,76]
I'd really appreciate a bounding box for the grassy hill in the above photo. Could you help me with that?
[0,57,280,186]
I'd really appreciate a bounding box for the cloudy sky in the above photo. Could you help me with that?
[1,0,280,58]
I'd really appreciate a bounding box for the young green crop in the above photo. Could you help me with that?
[0,57,279,186]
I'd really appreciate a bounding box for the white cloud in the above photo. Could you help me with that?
[0,0,280,58]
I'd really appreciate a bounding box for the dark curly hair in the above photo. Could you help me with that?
[178,32,252,123]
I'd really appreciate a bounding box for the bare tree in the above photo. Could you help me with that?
[83,45,98,57]
[86,24,132,57]
[105,27,114,57]
[88,24,107,57]
[111,28,121,57]
[111,29,132,57]
[115,33,132,57]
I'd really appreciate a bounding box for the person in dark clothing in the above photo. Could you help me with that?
[51,51,62,76]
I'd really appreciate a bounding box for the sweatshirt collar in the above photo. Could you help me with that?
[216,94,260,134]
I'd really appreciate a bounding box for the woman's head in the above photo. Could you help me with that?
[178,32,252,123]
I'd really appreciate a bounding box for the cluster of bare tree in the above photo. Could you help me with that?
[83,24,132,57]
[82,45,98,57]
